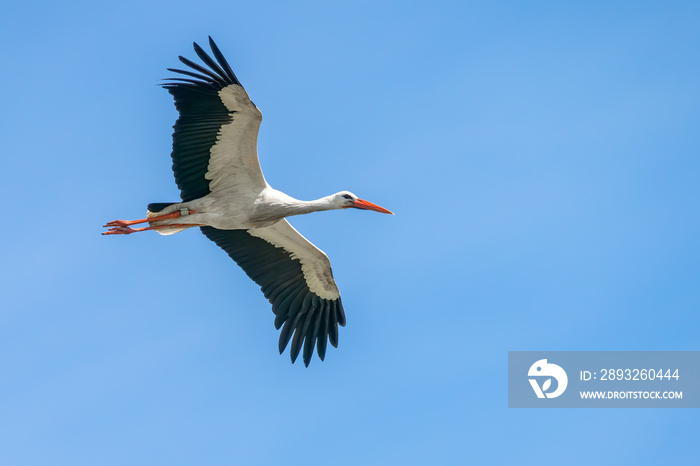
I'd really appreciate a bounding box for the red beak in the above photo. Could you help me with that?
[352,198,394,214]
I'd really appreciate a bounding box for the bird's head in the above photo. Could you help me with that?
[333,191,394,214]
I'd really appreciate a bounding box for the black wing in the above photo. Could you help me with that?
[162,37,265,202]
[201,222,346,366]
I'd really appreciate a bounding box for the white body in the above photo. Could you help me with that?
[104,38,390,365]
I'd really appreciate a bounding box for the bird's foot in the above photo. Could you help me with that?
[103,219,133,227]
[102,226,140,235]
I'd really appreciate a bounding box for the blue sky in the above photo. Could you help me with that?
[2,1,699,464]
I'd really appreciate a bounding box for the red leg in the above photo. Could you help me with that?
[103,209,198,228]
[102,223,202,235]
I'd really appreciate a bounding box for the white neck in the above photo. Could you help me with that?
[253,189,347,225]
[284,195,338,217]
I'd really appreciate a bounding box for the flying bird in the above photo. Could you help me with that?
[103,37,392,366]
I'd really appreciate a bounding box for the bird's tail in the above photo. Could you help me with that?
[147,202,178,213]
[147,202,189,236]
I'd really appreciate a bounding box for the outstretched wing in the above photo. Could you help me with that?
[162,37,266,202]
[201,220,346,366]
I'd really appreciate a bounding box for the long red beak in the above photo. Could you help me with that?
[352,198,394,214]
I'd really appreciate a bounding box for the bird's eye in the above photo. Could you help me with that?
[342,194,352,200]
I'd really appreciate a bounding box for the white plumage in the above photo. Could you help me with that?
[103,37,392,366]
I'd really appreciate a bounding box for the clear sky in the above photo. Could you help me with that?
[2,1,699,464]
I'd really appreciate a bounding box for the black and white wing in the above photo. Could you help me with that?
[162,37,266,202]
[201,220,346,366]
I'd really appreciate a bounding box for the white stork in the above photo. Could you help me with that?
[103,37,392,366]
